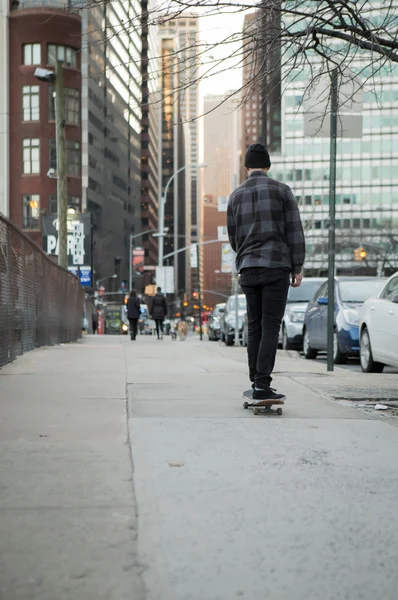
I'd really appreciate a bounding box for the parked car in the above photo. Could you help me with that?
[278,277,326,350]
[208,303,226,341]
[242,312,248,347]
[221,294,247,346]
[303,277,386,364]
[359,272,398,372]
[143,318,156,335]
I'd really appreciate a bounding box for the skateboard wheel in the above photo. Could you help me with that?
[253,407,259,415]
[277,408,283,416]
[243,402,248,409]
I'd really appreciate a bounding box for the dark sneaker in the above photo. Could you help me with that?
[252,388,286,403]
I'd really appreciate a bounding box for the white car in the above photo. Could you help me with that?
[278,277,326,350]
[359,272,398,372]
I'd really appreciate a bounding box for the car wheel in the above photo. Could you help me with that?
[282,325,292,351]
[225,334,234,346]
[360,327,384,373]
[333,331,347,364]
[303,328,318,359]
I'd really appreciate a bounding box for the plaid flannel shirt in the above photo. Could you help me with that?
[227,171,305,275]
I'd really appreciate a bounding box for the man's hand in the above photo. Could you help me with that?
[291,272,303,288]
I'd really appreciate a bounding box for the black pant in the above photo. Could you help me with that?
[129,318,138,340]
[240,267,290,390]
[155,319,164,339]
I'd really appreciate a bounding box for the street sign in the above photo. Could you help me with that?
[42,213,92,287]
[145,285,157,296]
[190,244,198,268]
[217,226,228,242]
[218,196,228,212]
[221,243,234,273]
[303,74,363,139]
[155,266,174,294]
[132,247,145,273]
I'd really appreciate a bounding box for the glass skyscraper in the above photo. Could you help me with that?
[270,1,398,276]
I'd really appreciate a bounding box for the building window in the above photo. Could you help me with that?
[49,195,80,214]
[22,85,40,121]
[47,44,77,69]
[22,195,40,229]
[49,140,81,176]
[23,43,41,66]
[48,86,80,124]
[22,139,40,174]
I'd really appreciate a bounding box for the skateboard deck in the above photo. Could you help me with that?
[242,389,284,416]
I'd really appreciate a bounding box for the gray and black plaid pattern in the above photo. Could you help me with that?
[227,172,305,274]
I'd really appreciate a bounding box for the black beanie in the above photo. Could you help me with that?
[244,143,271,169]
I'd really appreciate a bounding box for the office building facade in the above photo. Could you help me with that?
[81,1,142,285]
[158,24,188,304]
[139,0,159,289]
[3,0,142,287]
[270,2,398,275]
[7,3,82,250]
[240,9,281,183]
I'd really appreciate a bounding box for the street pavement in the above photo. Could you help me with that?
[1,334,398,599]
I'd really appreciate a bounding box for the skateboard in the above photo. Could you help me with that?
[242,389,284,416]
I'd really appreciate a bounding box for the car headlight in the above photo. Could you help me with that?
[343,309,359,326]
[286,311,305,323]
[122,323,128,331]
[212,318,220,328]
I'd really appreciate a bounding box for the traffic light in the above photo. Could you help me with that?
[354,247,367,262]
[192,291,198,300]
[183,301,189,307]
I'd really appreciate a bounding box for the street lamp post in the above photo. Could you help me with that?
[158,163,207,266]
[128,228,170,293]
[34,64,67,269]
[96,273,117,288]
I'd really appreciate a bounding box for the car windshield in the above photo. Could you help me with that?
[287,280,325,303]
[229,297,246,311]
[338,280,385,303]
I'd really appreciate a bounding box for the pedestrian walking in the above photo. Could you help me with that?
[150,287,168,340]
[92,311,98,335]
[227,143,305,404]
[127,290,141,340]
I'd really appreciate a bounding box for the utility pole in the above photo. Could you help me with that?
[196,242,203,341]
[55,61,67,269]
[327,69,338,372]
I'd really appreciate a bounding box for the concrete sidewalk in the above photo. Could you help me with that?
[1,334,398,600]
[0,336,145,600]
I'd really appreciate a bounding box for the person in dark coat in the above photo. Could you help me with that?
[127,290,141,340]
[151,287,168,340]
[92,310,98,335]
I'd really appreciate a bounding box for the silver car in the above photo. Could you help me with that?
[221,294,246,346]
[279,278,326,350]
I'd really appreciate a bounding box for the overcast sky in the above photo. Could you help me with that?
[199,10,247,97]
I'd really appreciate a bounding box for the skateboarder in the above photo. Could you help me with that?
[150,287,168,340]
[227,143,305,404]
[127,289,141,340]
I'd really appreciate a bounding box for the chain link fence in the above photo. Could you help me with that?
[0,215,85,367]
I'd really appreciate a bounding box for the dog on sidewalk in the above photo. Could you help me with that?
[177,321,188,341]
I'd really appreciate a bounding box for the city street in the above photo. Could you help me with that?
[1,334,398,600]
